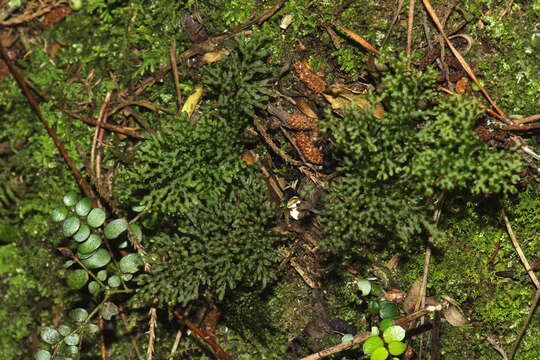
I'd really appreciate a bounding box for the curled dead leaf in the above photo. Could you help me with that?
[385,288,406,304]
[294,98,319,119]
[403,280,422,314]
[443,305,469,327]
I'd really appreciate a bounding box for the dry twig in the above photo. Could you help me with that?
[146,307,157,360]
[171,309,233,360]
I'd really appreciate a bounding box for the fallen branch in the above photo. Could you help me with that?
[171,309,233,360]
[0,39,96,201]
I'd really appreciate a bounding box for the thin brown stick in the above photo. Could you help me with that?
[253,118,303,167]
[510,289,540,360]
[510,113,540,125]
[91,92,112,190]
[331,22,381,56]
[171,309,233,360]
[422,0,506,118]
[169,40,183,113]
[406,0,416,57]
[0,40,96,201]
[381,0,405,48]
[146,307,157,360]
[99,314,109,360]
[501,206,540,289]
[0,3,62,26]
[502,122,540,131]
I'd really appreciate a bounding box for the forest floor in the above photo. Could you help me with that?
[0,1,539,360]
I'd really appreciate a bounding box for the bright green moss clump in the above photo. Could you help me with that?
[321,55,523,256]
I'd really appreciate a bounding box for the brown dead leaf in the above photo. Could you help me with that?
[242,150,259,165]
[41,5,71,28]
[443,305,469,326]
[455,77,469,94]
[403,280,423,314]
[294,98,319,119]
[385,288,406,304]
[386,253,402,270]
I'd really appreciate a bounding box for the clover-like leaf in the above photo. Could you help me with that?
[383,325,406,343]
[388,341,407,356]
[40,327,62,344]
[371,346,389,360]
[104,218,128,239]
[379,300,400,319]
[101,302,119,320]
[73,224,90,243]
[119,253,142,274]
[75,197,93,217]
[63,191,79,207]
[363,335,384,355]
[64,333,80,346]
[34,349,51,360]
[68,308,88,322]
[80,248,111,269]
[379,318,394,332]
[357,279,371,296]
[78,234,102,254]
[87,208,106,228]
[51,206,68,222]
[62,216,80,237]
[66,269,89,290]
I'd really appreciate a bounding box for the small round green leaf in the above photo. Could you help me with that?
[132,204,146,212]
[51,207,68,222]
[128,223,142,241]
[62,260,74,269]
[357,279,371,296]
[62,217,80,237]
[40,327,62,344]
[107,275,121,288]
[68,308,88,322]
[80,248,111,269]
[97,270,107,281]
[64,333,80,346]
[63,192,79,207]
[66,269,89,290]
[371,346,389,360]
[119,253,142,274]
[83,323,100,336]
[363,336,384,355]
[367,300,380,315]
[383,326,406,343]
[75,197,93,217]
[379,318,394,332]
[379,301,400,319]
[101,302,119,320]
[35,350,51,360]
[72,224,90,243]
[58,325,72,336]
[87,208,106,228]
[118,240,128,249]
[88,280,102,296]
[104,218,128,239]
[58,343,78,356]
[121,273,133,281]
[388,341,407,356]
[78,234,102,254]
